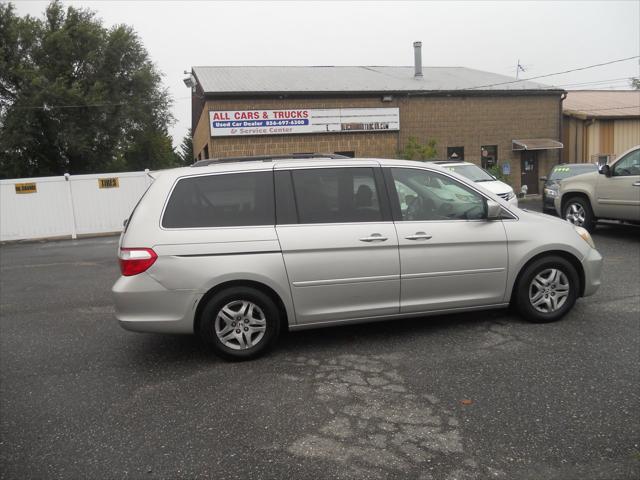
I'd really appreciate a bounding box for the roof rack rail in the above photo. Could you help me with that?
[192,153,349,167]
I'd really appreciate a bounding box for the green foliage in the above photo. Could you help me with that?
[176,129,194,166]
[631,77,640,90]
[398,136,438,161]
[0,1,178,178]
[486,164,511,185]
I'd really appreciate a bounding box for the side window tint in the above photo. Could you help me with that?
[162,171,274,228]
[391,168,486,221]
[292,168,382,223]
[612,150,640,177]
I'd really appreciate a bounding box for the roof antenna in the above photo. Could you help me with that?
[516,59,526,80]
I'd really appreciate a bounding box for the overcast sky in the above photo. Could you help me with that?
[13,0,640,147]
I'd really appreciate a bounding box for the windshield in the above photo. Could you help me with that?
[444,164,494,182]
[549,164,597,180]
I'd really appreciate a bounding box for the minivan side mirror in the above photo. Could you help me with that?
[599,164,612,177]
[486,199,502,220]
[539,176,548,182]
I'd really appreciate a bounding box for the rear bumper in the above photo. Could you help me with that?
[582,247,603,297]
[112,274,198,334]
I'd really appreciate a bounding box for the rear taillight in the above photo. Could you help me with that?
[119,248,157,276]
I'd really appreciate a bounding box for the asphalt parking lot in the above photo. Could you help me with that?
[1,204,639,480]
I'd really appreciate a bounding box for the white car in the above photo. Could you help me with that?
[435,161,518,207]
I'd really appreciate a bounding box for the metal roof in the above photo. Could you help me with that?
[192,66,558,95]
[563,90,640,119]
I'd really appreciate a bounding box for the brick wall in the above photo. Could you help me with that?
[193,93,562,191]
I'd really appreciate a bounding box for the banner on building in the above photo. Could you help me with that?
[209,108,400,137]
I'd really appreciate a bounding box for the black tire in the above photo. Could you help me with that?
[563,196,596,232]
[198,287,281,361]
[514,255,580,323]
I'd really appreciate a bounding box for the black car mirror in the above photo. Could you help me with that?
[599,164,611,177]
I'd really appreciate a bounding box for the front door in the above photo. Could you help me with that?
[521,151,539,194]
[386,167,509,313]
[275,166,400,325]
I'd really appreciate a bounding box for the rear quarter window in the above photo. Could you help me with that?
[162,171,275,228]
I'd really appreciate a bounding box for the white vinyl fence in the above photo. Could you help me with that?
[0,170,153,242]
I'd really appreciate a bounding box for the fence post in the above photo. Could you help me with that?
[64,173,78,239]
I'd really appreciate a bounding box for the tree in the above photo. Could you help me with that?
[177,128,194,165]
[398,136,438,161]
[0,1,178,178]
[631,77,640,90]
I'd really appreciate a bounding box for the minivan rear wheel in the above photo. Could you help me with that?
[514,256,579,323]
[199,287,281,360]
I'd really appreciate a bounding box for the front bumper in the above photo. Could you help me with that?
[581,247,603,297]
[112,273,198,334]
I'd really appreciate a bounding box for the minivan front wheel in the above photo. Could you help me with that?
[515,256,579,323]
[563,196,596,232]
[199,287,281,360]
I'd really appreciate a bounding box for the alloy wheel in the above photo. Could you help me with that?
[528,268,570,313]
[565,203,586,226]
[215,300,267,350]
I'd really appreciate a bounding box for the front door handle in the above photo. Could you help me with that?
[633,181,640,187]
[405,232,432,241]
[359,233,388,242]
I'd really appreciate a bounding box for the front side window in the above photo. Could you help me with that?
[162,171,274,228]
[291,168,382,223]
[391,168,486,221]
[612,149,640,177]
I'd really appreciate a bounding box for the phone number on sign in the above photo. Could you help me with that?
[264,119,309,126]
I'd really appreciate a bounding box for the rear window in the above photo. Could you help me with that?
[162,171,274,228]
[549,164,596,180]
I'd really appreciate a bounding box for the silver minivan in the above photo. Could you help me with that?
[113,155,603,360]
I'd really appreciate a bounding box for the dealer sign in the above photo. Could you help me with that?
[209,108,400,137]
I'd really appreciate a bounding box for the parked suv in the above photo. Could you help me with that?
[556,145,640,231]
[113,154,602,360]
[541,163,598,213]
[433,161,518,207]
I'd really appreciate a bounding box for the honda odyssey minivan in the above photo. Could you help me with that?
[113,154,602,360]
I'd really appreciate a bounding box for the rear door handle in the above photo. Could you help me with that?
[405,232,432,241]
[359,233,388,242]
[633,181,640,187]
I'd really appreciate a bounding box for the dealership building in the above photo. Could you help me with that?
[189,43,564,193]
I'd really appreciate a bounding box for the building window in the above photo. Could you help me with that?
[335,151,355,158]
[481,145,497,169]
[447,146,464,161]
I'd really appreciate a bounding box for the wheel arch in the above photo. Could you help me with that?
[194,280,290,334]
[510,250,586,302]
[561,191,594,217]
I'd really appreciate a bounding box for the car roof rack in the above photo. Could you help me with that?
[431,160,463,164]
[192,153,350,167]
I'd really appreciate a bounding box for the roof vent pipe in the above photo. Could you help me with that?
[413,41,423,78]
